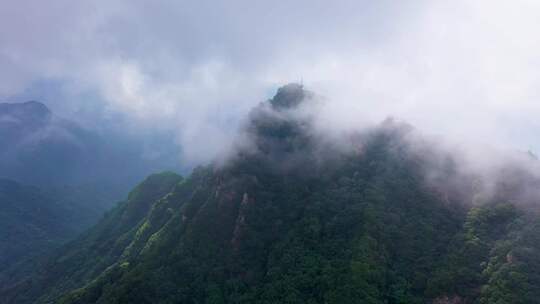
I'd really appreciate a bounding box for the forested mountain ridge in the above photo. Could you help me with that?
[0,172,183,303]
[3,84,540,304]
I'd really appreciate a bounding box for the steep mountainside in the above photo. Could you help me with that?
[3,85,540,304]
[0,172,183,303]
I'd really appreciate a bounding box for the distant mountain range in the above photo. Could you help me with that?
[0,101,96,186]
[0,100,181,190]
[2,84,539,304]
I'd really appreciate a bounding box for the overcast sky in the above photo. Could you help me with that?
[2,0,540,165]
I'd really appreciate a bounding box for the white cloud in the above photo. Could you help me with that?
[2,0,540,165]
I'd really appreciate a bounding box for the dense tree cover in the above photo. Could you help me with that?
[0,179,120,286]
[3,85,540,304]
[0,179,69,278]
[0,172,183,304]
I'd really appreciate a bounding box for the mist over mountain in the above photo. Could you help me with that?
[1,101,95,185]
[3,85,539,304]
[0,100,182,191]
[3,1,540,303]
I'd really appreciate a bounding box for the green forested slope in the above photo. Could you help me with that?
[0,172,182,304]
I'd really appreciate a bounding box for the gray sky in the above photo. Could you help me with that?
[2,0,540,165]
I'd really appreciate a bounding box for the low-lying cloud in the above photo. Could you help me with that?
[2,0,540,166]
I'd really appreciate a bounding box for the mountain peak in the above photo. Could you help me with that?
[0,100,51,123]
[243,84,316,162]
[21,100,50,111]
[269,83,310,110]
